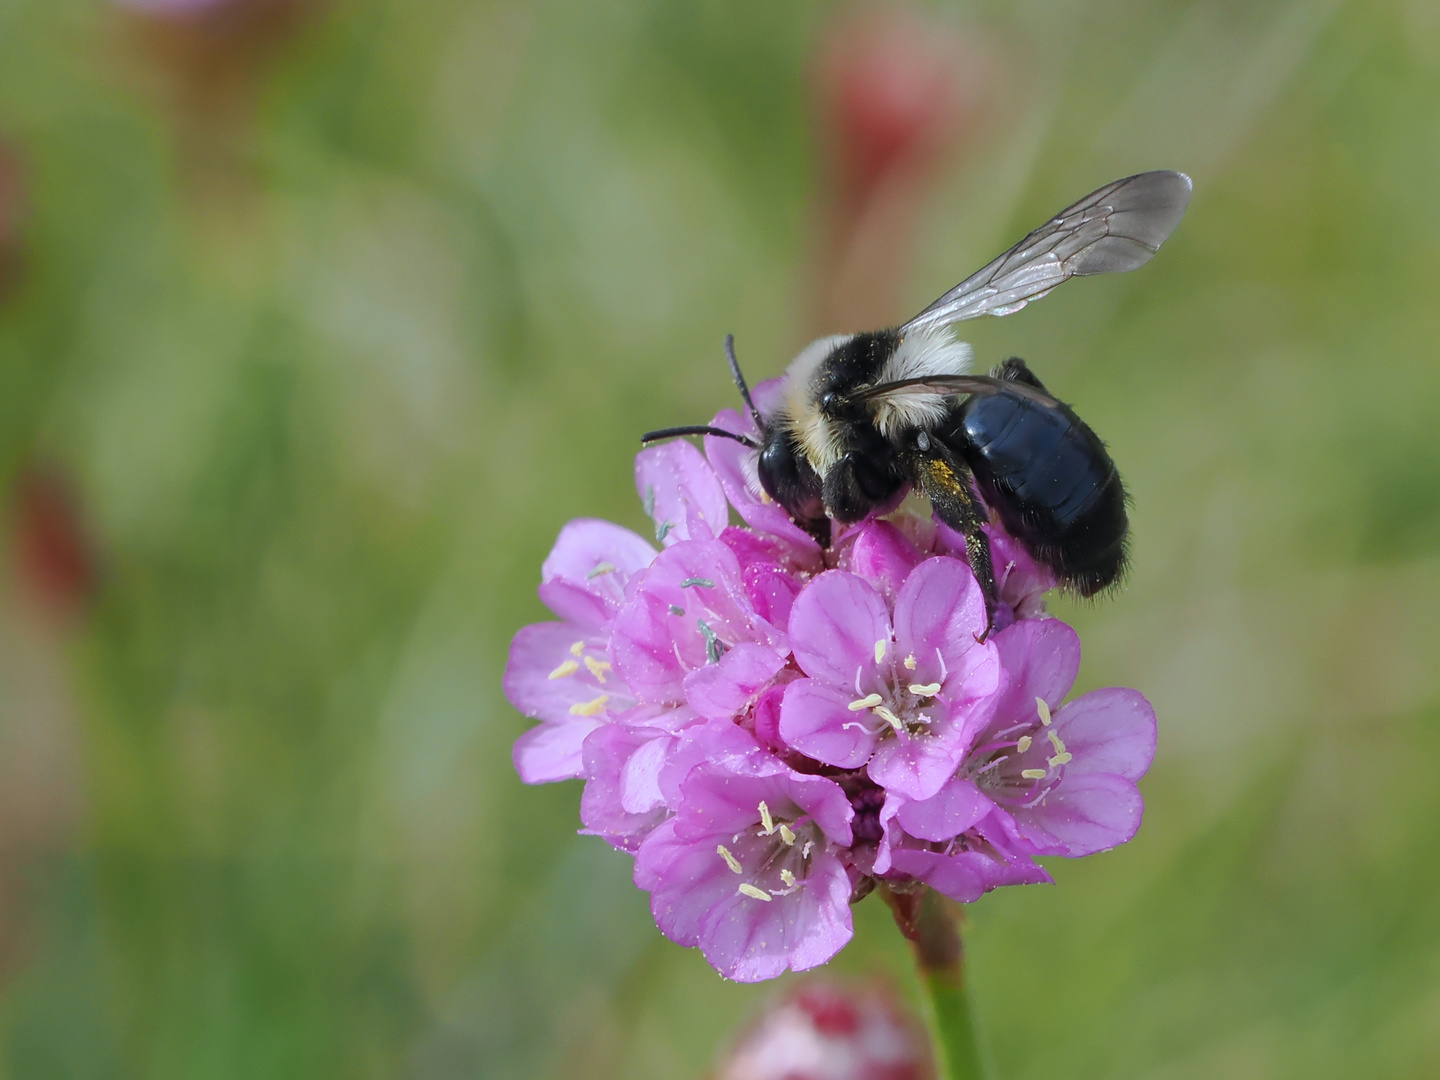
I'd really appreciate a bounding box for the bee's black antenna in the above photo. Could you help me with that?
[641,425,759,449]
[724,334,765,433]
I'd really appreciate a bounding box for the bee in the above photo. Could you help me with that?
[643,171,1192,633]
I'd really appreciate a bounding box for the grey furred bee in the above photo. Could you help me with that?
[643,171,1192,636]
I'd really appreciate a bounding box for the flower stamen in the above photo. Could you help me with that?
[778,824,796,846]
[717,845,743,874]
[1016,735,1032,753]
[904,653,918,671]
[779,869,796,888]
[908,682,941,696]
[1036,697,1052,726]
[584,656,611,683]
[1021,768,1047,780]
[849,693,883,711]
[758,801,775,835]
[874,639,888,663]
[586,562,616,579]
[738,883,772,902]
[548,659,580,680]
[570,641,585,658]
[570,695,609,717]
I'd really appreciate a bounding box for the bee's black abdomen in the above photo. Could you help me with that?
[948,377,1129,595]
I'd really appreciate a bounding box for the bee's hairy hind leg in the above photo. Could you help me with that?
[910,450,998,640]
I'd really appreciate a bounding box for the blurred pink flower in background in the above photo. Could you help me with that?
[715,979,934,1080]
[808,5,992,332]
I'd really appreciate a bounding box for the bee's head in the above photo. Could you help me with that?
[758,426,826,537]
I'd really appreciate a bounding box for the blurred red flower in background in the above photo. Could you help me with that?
[10,462,97,621]
[808,5,993,333]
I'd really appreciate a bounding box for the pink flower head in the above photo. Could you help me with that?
[779,555,1000,801]
[635,757,855,982]
[505,425,1156,980]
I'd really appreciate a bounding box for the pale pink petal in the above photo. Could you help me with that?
[538,518,656,628]
[867,727,968,802]
[779,678,880,770]
[892,557,991,692]
[636,440,730,546]
[512,717,602,784]
[787,571,891,689]
[893,777,992,842]
[991,618,1081,720]
[1052,687,1157,782]
[503,623,618,724]
[683,642,788,720]
[1010,772,1144,857]
[843,520,923,604]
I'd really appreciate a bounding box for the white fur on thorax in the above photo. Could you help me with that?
[869,328,974,439]
[782,333,852,475]
[779,328,974,475]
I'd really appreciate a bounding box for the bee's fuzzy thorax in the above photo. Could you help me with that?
[869,328,974,438]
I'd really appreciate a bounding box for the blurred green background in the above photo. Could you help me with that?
[0,0,1437,1077]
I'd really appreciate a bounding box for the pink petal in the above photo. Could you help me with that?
[512,716,602,784]
[1052,687,1157,782]
[779,678,880,770]
[538,518,656,628]
[991,618,1081,719]
[892,557,991,692]
[893,777,992,842]
[636,440,730,546]
[787,571,891,689]
[698,852,853,982]
[683,642,788,720]
[503,623,618,724]
[867,727,968,802]
[581,726,676,851]
[844,521,923,604]
[1010,772,1144,857]
[743,561,803,629]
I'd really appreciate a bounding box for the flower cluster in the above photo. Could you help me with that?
[505,383,1156,982]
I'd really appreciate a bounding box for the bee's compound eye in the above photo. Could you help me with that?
[916,430,931,452]
[819,391,842,414]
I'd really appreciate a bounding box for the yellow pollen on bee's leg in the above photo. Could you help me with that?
[873,705,904,732]
[1048,752,1073,767]
[778,824,796,846]
[569,695,609,717]
[1021,768,1047,780]
[717,844,743,874]
[908,682,941,696]
[583,656,612,683]
[875,639,888,663]
[548,659,580,680]
[1036,698,1052,726]
[738,883,772,902]
[780,869,796,888]
[1016,735,1032,753]
[570,641,586,658]
[849,693,883,711]
[1047,729,1067,755]
[758,801,775,835]
[904,654,918,671]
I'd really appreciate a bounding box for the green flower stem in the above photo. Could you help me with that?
[884,886,985,1080]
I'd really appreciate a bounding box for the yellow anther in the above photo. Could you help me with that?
[1021,768,1047,780]
[1048,752,1073,767]
[758,801,775,835]
[778,824,796,846]
[569,695,609,717]
[874,640,888,663]
[780,869,797,888]
[908,682,941,696]
[738,883,772,902]
[1016,735,1032,753]
[1036,697,1052,726]
[1046,729,1067,755]
[587,561,616,578]
[583,656,611,683]
[849,693,884,712]
[873,705,904,731]
[548,659,580,680]
[904,654,918,671]
[570,641,586,658]
[717,844,743,874]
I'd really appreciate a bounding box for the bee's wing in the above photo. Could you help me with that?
[902,170,1192,333]
[851,374,1058,408]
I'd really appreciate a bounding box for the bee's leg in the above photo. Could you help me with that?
[910,450,998,640]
